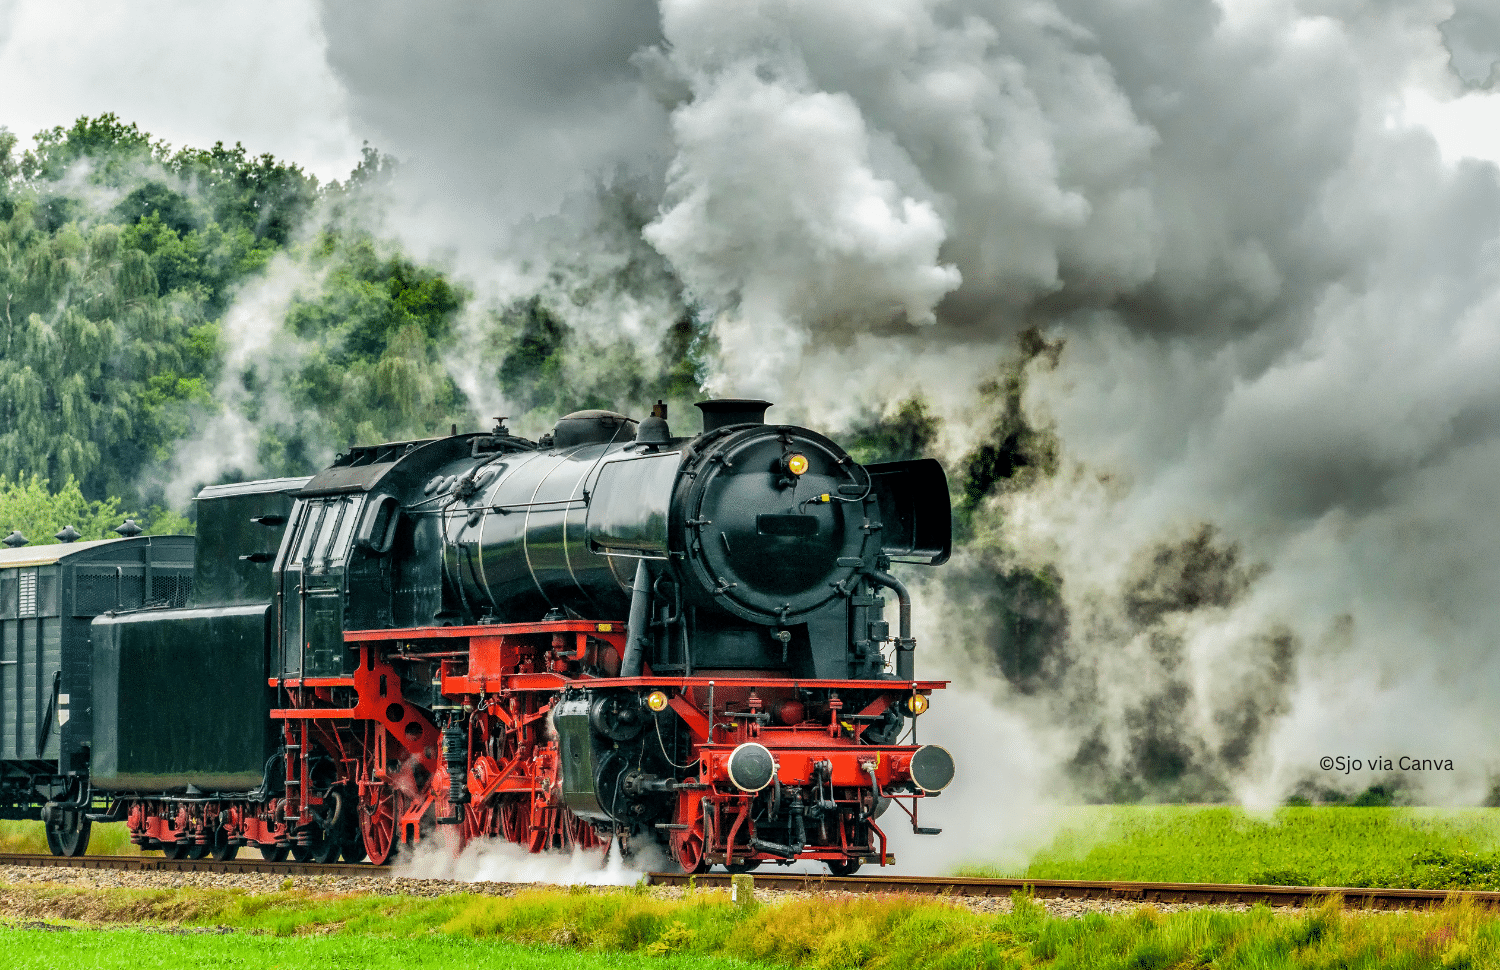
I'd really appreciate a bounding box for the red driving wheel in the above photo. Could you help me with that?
[359,727,400,866]
[670,795,708,874]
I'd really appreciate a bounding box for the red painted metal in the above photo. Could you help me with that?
[119,617,944,869]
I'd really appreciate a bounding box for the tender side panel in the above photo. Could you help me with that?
[91,605,274,791]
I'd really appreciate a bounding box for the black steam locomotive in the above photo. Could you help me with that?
[2,400,953,872]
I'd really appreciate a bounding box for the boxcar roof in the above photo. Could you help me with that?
[0,535,194,569]
[196,476,312,501]
[0,537,125,568]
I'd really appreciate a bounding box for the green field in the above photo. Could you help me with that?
[962,806,1500,890]
[0,927,754,970]
[1,881,1499,970]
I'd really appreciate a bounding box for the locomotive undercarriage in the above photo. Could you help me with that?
[106,619,947,871]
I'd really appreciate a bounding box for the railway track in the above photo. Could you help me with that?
[0,854,1491,910]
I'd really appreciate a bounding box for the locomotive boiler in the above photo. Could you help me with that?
[35,399,954,872]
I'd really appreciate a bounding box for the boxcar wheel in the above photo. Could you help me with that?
[827,859,861,877]
[341,839,368,864]
[44,817,90,857]
[209,830,239,861]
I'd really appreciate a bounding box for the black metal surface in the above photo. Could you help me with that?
[674,425,876,627]
[91,605,274,791]
[0,537,194,813]
[446,446,639,621]
[910,744,955,793]
[192,479,307,606]
[865,459,952,565]
[695,399,772,433]
[555,693,609,821]
[585,452,681,557]
[726,743,775,792]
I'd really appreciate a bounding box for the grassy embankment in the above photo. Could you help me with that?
[2,881,1500,969]
[962,806,1500,890]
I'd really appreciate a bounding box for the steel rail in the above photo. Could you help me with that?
[0,854,1491,910]
[646,872,1500,910]
[0,853,375,877]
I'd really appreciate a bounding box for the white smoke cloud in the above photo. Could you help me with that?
[152,254,328,506]
[399,833,655,886]
[176,0,1500,814]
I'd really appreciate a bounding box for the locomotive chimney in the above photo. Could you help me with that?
[695,399,772,434]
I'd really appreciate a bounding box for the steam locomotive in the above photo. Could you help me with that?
[0,400,953,872]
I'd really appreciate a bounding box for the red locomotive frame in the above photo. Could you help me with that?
[122,618,946,869]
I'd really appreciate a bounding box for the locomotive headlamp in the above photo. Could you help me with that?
[904,693,930,717]
[909,744,955,793]
[785,453,809,476]
[645,690,669,713]
[727,742,777,792]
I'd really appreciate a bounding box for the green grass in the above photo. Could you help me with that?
[959,806,1500,889]
[0,927,758,970]
[5,884,1500,970]
[0,820,140,855]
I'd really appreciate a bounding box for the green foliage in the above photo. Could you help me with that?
[844,397,940,466]
[482,297,706,432]
[960,805,1500,892]
[952,328,1063,537]
[0,114,313,507]
[0,115,399,512]
[1,114,702,527]
[266,232,470,461]
[0,475,189,542]
[21,114,168,184]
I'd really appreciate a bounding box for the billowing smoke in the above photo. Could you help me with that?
[305,0,1500,813]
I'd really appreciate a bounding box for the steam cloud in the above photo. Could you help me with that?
[12,0,1500,867]
[307,0,1500,816]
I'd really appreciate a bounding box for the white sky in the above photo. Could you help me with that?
[0,0,364,181]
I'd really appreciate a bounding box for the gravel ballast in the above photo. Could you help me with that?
[0,864,1269,924]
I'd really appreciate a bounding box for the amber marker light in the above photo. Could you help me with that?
[646,690,670,712]
[786,453,809,475]
[905,693,929,716]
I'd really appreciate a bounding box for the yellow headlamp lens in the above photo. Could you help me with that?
[786,454,809,475]
[646,690,669,712]
[905,693,929,716]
